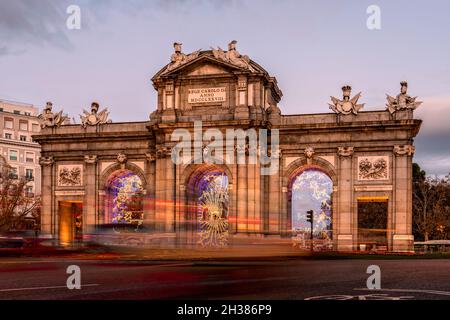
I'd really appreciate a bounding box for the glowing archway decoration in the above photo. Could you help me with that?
[106,169,144,229]
[197,173,229,247]
[291,168,333,239]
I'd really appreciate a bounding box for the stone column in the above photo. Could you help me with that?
[145,153,156,230]
[247,155,256,233]
[268,154,281,235]
[254,161,262,233]
[155,148,167,232]
[229,164,238,234]
[84,155,97,233]
[336,147,354,251]
[237,160,248,233]
[392,145,415,252]
[39,156,54,236]
[164,149,176,233]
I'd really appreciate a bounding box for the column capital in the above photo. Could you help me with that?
[84,155,98,164]
[39,156,54,166]
[394,145,415,156]
[145,152,156,162]
[337,146,354,157]
[156,146,171,159]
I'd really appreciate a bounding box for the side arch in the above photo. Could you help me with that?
[283,156,337,239]
[100,162,147,190]
[284,156,337,188]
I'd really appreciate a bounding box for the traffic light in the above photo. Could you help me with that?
[306,210,314,224]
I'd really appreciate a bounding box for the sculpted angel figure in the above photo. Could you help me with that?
[165,42,201,72]
[329,85,364,115]
[38,102,67,128]
[212,40,254,72]
[80,102,110,128]
[386,81,422,114]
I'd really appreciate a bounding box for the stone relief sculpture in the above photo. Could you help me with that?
[211,40,255,72]
[358,156,389,180]
[329,86,364,115]
[80,102,110,128]
[164,42,201,73]
[117,152,127,169]
[386,81,422,114]
[304,147,315,164]
[58,165,82,186]
[38,102,68,128]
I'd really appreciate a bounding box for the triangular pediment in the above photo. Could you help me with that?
[152,51,258,81]
[184,62,230,76]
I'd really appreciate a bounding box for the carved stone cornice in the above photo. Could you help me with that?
[84,155,98,164]
[39,156,54,166]
[338,146,354,157]
[394,145,415,156]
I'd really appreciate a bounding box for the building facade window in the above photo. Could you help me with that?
[13,110,20,115]
[4,118,13,129]
[9,150,18,161]
[26,169,34,180]
[25,186,33,197]
[10,167,18,180]
[26,152,34,163]
[20,135,27,141]
[5,133,12,139]
[19,120,28,131]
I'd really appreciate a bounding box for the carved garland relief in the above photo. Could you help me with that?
[357,156,389,181]
[58,165,83,186]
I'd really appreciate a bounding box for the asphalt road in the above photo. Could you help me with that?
[0,257,449,300]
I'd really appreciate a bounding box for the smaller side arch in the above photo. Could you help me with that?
[282,156,337,239]
[284,156,337,189]
[100,162,147,189]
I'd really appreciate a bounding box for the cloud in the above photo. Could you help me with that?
[415,93,450,136]
[412,92,450,175]
[0,0,74,55]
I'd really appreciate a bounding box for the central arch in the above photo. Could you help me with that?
[183,164,232,247]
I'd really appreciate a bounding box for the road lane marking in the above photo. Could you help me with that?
[0,284,99,292]
[354,288,450,296]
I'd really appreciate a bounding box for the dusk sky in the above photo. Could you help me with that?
[1,0,449,175]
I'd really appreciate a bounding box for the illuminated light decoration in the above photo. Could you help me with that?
[197,173,229,247]
[292,169,333,239]
[110,170,144,230]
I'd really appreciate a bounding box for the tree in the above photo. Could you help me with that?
[0,156,41,232]
[412,163,450,241]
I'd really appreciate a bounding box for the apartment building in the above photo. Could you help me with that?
[0,99,42,196]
